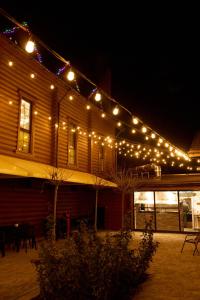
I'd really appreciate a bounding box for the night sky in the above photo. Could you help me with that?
[1,3,199,151]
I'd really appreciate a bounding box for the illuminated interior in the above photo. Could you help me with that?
[134,191,200,232]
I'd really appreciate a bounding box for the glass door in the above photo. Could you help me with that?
[179,191,200,231]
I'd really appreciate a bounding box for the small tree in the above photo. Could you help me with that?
[46,168,67,240]
[92,175,109,231]
[111,169,144,229]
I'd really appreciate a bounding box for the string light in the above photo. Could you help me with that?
[50,84,55,90]
[25,40,35,53]
[132,117,139,125]
[112,106,119,115]
[2,11,197,172]
[66,70,75,81]
[94,92,101,102]
[142,126,147,133]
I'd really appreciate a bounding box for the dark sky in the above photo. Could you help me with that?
[1,3,199,151]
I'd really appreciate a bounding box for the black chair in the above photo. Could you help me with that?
[2,225,20,252]
[181,232,200,255]
[20,224,37,252]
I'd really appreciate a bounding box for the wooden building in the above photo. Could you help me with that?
[0,33,122,235]
[1,29,200,236]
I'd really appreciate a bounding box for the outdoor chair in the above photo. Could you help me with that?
[20,224,37,252]
[181,232,200,255]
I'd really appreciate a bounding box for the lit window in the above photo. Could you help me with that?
[18,99,32,153]
[68,123,77,165]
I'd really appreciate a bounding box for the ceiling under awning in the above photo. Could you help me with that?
[0,154,117,187]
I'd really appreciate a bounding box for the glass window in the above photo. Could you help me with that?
[68,123,77,165]
[179,191,200,231]
[134,192,155,230]
[18,99,32,153]
[155,191,179,231]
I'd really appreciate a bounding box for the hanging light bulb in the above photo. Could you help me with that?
[132,117,139,125]
[66,70,75,81]
[25,40,35,53]
[101,112,106,118]
[94,92,102,102]
[142,126,147,133]
[112,106,119,115]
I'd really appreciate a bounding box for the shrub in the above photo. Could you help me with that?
[34,222,158,300]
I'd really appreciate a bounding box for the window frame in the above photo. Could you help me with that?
[16,90,35,156]
[67,120,78,167]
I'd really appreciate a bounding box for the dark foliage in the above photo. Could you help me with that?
[34,222,158,300]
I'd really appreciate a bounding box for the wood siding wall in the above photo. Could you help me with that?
[0,179,97,235]
[0,34,116,175]
[90,106,116,175]
[99,189,122,230]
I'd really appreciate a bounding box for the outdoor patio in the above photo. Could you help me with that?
[0,232,200,300]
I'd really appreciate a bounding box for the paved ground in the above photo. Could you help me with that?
[0,232,200,299]
[133,232,200,300]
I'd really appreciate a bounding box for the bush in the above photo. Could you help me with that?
[34,222,158,300]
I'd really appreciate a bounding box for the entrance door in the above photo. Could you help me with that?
[179,191,198,231]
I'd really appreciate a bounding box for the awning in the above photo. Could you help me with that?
[0,154,117,187]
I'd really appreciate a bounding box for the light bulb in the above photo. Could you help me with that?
[94,92,101,102]
[25,40,35,53]
[113,106,119,115]
[66,70,75,81]
[133,117,139,125]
